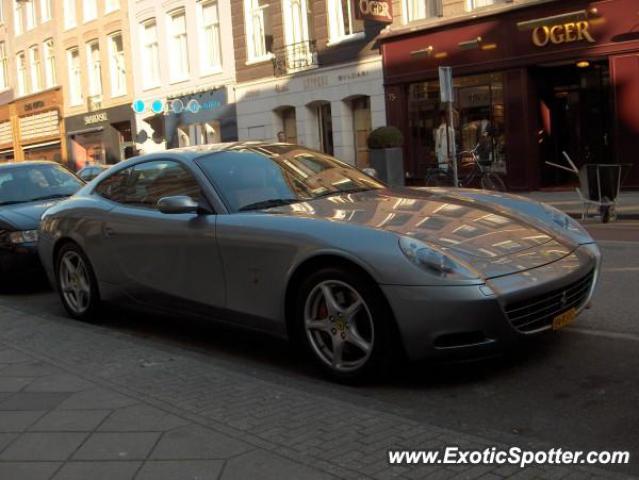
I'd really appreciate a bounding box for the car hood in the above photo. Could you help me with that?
[268,188,577,278]
[0,198,66,231]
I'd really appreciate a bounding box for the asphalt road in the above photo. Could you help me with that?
[1,220,638,476]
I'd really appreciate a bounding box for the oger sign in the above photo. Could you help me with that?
[532,21,596,47]
[355,0,393,23]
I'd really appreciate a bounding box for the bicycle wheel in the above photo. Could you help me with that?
[481,173,506,192]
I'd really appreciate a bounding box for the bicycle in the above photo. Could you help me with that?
[424,144,506,192]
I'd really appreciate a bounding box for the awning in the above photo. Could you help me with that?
[66,126,104,136]
[22,140,61,151]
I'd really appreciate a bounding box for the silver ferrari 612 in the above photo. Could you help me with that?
[39,143,601,381]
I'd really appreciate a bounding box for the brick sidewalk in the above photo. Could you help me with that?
[0,301,631,480]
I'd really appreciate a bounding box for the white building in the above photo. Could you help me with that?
[128,0,238,154]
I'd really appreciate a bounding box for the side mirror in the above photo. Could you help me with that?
[157,196,199,214]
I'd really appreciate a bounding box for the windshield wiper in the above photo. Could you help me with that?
[0,200,28,206]
[238,198,306,212]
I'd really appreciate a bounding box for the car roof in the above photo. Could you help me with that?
[0,160,62,171]
[110,142,297,170]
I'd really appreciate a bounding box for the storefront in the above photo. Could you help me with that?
[235,58,386,168]
[133,86,237,154]
[13,88,65,164]
[65,104,136,170]
[0,103,13,163]
[380,0,639,190]
[164,88,237,149]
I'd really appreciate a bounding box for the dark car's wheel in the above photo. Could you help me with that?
[55,243,100,321]
[296,266,397,382]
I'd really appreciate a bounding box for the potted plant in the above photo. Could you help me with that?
[367,126,405,186]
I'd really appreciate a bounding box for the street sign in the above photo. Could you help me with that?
[439,66,454,103]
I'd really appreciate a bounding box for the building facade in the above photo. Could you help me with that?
[231,0,395,167]
[128,0,238,155]
[0,0,66,163]
[59,0,136,169]
[380,0,639,189]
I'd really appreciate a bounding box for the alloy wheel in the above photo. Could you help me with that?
[59,251,91,315]
[304,280,374,372]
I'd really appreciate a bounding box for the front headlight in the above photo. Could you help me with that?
[398,236,479,280]
[8,230,39,244]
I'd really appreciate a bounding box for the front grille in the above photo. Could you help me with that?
[505,270,595,333]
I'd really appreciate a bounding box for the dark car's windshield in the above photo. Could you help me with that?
[195,145,384,212]
[0,164,84,206]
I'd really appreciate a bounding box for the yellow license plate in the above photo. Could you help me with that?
[552,308,577,330]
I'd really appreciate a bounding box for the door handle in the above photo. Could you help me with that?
[103,227,115,238]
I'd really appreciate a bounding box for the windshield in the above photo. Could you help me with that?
[0,164,84,206]
[195,145,384,212]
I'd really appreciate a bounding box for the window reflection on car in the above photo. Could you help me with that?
[195,146,384,212]
[0,164,84,206]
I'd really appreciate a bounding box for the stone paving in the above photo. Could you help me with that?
[0,301,632,479]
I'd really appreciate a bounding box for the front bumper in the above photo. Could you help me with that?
[383,243,601,361]
[0,243,44,281]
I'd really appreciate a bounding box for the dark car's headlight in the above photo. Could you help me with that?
[8,230,39,244]
[399,236,479,280]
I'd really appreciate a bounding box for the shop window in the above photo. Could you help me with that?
[40,0,52,22]
[86,40,102,101]
[141,19,160,89]
[0,43,8,90]
[168,9,189,81]
[327,0,363,44]
[16,51,27,96]
[244,0,273,62]
[66,47,83,106]
[83,0,97,22]
[69,131,105,170]
[350,96,372,168]
[407,72,506,178]
[64,0,76,29]
[177,127,190,147]
[43,39,55,88]
[204,122,221,144]
[404,0,442,23]
[199,1,222,73]
[108,32,126,97]
[28,45,41,93]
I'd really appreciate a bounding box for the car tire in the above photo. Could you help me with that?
[295,266,398,382]
[55,243,101,322]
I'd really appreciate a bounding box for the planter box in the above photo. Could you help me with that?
[369,147,405,187]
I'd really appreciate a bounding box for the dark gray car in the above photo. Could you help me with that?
[0,161,83,283]
[38,143,601,380]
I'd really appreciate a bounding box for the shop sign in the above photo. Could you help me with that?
[24,100,45,112]
[531,21,596,47]
[355,0,392,24]
[84,112,108,125]
[303,75,328,90]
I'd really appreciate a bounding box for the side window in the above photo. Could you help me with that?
[94,166,132,203]
[95,161,200,208]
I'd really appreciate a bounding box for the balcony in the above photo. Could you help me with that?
[272,40,318,76]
